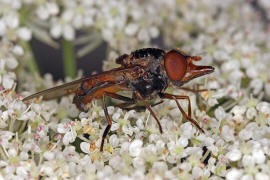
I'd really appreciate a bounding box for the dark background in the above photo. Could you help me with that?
[30,36,164,80]
[30,39,107,80]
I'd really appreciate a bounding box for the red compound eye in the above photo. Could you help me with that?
[164,50,187,81]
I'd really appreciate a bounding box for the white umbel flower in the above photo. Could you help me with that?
[252,149,266,164]
[17,27,32,41]
[226,169,243,180]
[255,173,269,180]
[222,125,235,142]
[226,149,242,161]
[80,142,90,153]
[129,139,143,157]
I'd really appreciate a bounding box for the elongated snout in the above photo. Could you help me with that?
[182,63,215,83]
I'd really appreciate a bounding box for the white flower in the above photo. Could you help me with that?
[241,174,253,180]
[8,148,17,157]
[192,167,203,179]
[16,167,28,177]
[0,161,8,168]
[62,131,77,145]
[226,148,242,161]
[179,162,192,172]
[107,106,114,115]
[177,137,188,148]
[226,169,243,180]
[17,27,32,41]
[208,98,218,107]
[62,10,74,22]
[6,57,18,69]
[180,122,196,138]
[47,2,59,15]
[0,20,6,36]
[136,118,144,130]
[80,142,90,153]
[255,173,269,180]
[132,157,145,171]
[231,105,246,116]
[125,23,138,36]
[112,112,120,121]
[36,5,50,20]
[58,121,77,145]
[215,107,226,121]
[36,2,59,20]
[63,25,75,40]
[4,12,19,28]
[19,151,28,161]
[152,162,168,174]
[111,122,119,131]
[2,72,16,89]
[73,15,83,29]
[252,149,265,164]
[242,155,254,167]
[149,27,159,38]
[129,139,143,157]
[50,23,62,38]
[156,140,165,151]
[250,79,263,95]
[221,60,240,72]
[109,155,122,170]
[122,125,133,136]
[12,45,23,55]
[256,102,270,114]
[221,125,235,142]
[246,108,257,120]
[109,134,119,148]
[120,142,130,153]
[40,165,54,176]
[238,129,252,140]
[57,125,67,134]
[138,29,150,42]
[44,151,55,160]
[246,66,258,78]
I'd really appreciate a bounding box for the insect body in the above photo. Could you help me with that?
[23,48,214,151]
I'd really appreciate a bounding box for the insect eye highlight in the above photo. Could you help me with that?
[164,50,187,81]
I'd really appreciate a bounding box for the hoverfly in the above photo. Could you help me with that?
[23,48,214,151]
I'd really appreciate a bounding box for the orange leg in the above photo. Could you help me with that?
[135,91,163,133]
[160,93,204,133]
[100,92,134,151]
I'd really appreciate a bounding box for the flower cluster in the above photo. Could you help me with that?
[163,0,270,100]
[1,0,174,51]
[1,87,270,179]
[47,0,173,53]
[1,0,270,179]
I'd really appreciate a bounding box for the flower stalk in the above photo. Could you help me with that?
[0,145,8,161]
[62,39,76,78]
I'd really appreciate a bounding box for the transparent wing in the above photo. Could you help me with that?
[23,78,88,101]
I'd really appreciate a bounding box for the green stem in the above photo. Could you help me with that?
[21,41,40,75]
[19,121,28,134]
[8,118,15,132]
[62,39,76,78]
[0,145,8,161]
